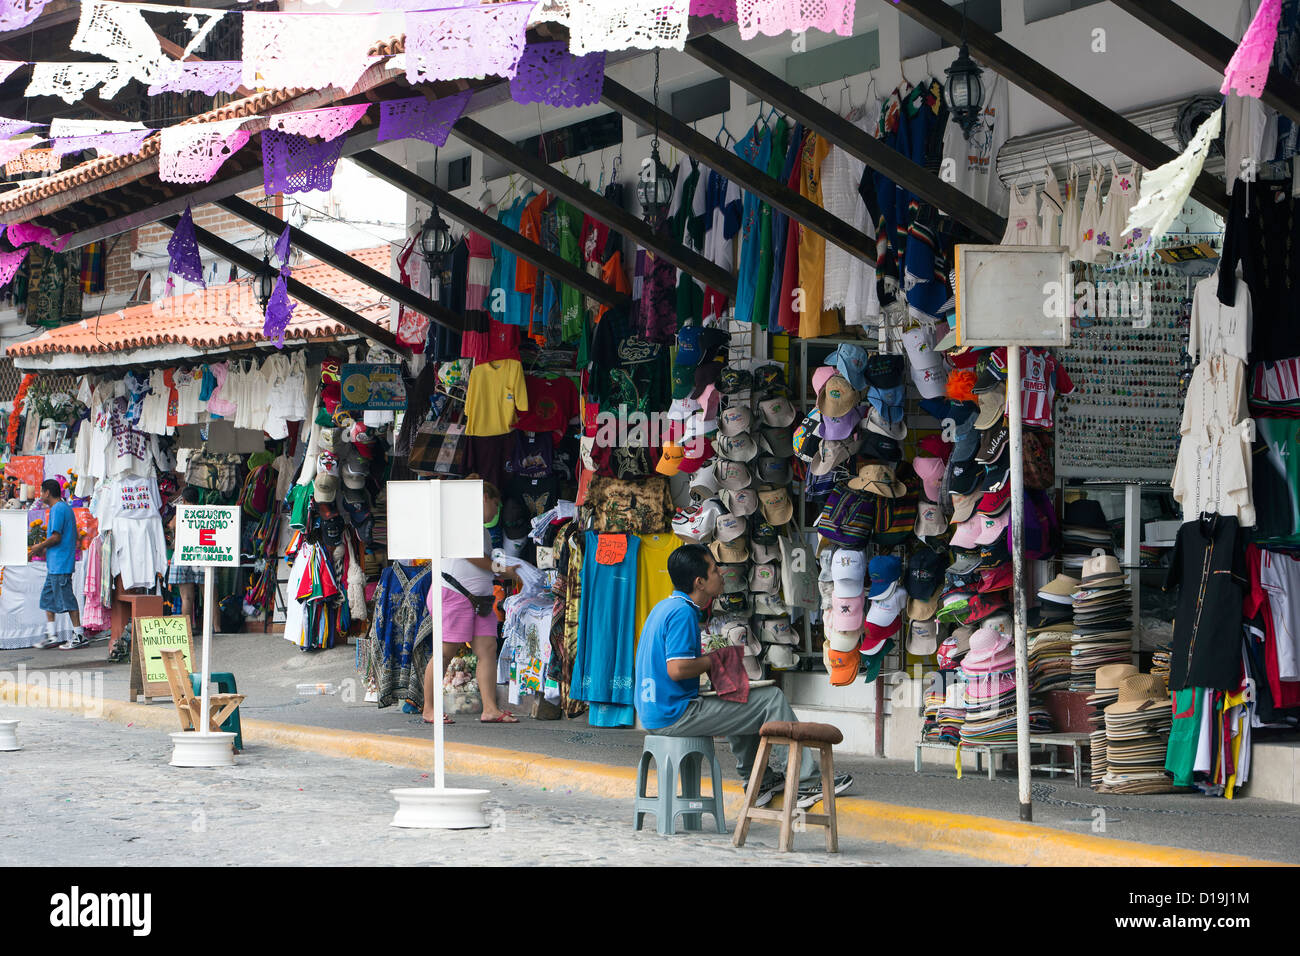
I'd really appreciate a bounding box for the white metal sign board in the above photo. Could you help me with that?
[386,480,485,561]
[0,510,28,566]
[174,505,241,566]
[955,245,1072,347]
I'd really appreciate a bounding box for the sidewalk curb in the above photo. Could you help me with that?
[1,680,1281,867]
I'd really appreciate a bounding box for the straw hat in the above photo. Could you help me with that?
[1103,673,1168,716]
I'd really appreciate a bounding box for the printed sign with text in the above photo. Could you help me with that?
[174,504,241,567]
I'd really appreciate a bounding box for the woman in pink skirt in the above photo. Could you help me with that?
[422,479,518,724]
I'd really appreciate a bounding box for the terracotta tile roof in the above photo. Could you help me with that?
[7,245,393,359]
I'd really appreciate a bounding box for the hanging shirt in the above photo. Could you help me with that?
[465,359,529,437]
[490,198,534,327]
[732,121,771,324]
[797,132,840,339]
[1164,515,1249,691]
[1190,275,1252,365]
[701,170,742,322]
[634,532,681,643]
[940,72,1010,219]
[822,114,877,320]
[515,374,578,437]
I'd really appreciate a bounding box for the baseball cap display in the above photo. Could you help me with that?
[913,457,945,503]
[672,502,721,542]
[811,365,837,396]
[759,426,795,459]
[720,487,759,516]
[766,644,797,671]
[710,536,749,564]
[755,456,791,487]
[914,501,947,541]
[761,618,798,645]
[948,459,982,496]
[718,405,753,437]
[831,548,867,597]
[830,593,865,632]
[976,421,1009,464]
[976,485,1010,515]
[719,563,747,593]
[818,406,862,441]
[750,519,779,544]
[974,389,1006,431]
[716,459,751,490]
[809,438,855,476]
[714,512,747,543]
[758,487,793,525]
[816,373,860,418]
[656,441,685,476]
[714,592,750,615]
[718,367,753,394]
[864,406,907,441]
[858,429,903,463]
[902,325,947,399]
[907,619,940,656]
[866,586,906,627]
[749,562,779,594]
[754,592,789,616]
[868,554,902,598]
[716,432,759,462]
[758,396,796,427]
[829,343,870,390]
[677,436,714,472]
[688,462,719,500]
[825,644,860,686]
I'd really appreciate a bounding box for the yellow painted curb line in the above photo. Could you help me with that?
[0,680,1282,867]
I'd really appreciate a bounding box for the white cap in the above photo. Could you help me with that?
[866,587,907,627]
[830,548,867,598]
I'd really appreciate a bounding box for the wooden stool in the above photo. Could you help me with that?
[734,720,842,853]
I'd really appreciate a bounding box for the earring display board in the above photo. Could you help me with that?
[1055,249,1203,481]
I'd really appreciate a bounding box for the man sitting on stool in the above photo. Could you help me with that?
[634,543,851,809]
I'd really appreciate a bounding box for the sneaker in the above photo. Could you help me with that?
[34,635,61,649]
[796,772,854,809]
[751,771,786,808]
[58,635,87,651]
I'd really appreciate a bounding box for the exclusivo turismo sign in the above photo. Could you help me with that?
[174,504,241,567]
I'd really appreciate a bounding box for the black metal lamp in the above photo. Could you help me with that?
[256,255,276,312]
[419,205,454,298]
[945,2,985,141]
[637,52,674,224]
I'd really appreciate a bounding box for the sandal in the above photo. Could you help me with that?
[421,714,454,725]
[480,712,519,723]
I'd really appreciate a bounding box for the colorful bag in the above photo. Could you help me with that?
[815,484,874,549]
[1022,428,1055,491]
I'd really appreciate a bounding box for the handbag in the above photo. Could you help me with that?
[442,572,494,617]
[186,451,240,495]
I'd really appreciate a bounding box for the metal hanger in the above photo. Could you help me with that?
[478,176,494,211]
[575,156,587,184]
[716,116,735,149]
[838,76,852,117]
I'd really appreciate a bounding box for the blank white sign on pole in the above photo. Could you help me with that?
[0,511,29,566]
[386,479,485,561]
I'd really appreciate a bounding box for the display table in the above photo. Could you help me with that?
[0,562,87,649]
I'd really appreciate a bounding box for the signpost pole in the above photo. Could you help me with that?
[1007,344,1032,822]
[199,566,214,735]
[430,480,445,791]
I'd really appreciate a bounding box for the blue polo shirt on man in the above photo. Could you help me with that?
[634,590,704,730]
[45,499,77,575]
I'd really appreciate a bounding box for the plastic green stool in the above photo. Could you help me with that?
[189,672,242,750]
[634,735,726,835]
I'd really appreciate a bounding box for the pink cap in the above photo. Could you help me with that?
[913,457,945,503]
[812,365,836,395]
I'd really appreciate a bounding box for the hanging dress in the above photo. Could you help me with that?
[1074,162,1105,263]
[1000,181,1041,245]
[1039,166,1064,247]
[1097,161,1142,257]
[1060,163,1082,257]
[572,531,640,727]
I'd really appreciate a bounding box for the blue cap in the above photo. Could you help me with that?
[953,420,980,460]
[868,554,903,598]
[675,325,703,366]
[867,384,906,422]
[829,343,869,391]
[921,397,975,426]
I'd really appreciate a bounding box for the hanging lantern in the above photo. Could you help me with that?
[945,42,985,141]
[638,51,674,225]
[638,147,674,223]
[419,206,454,299]
[256,255,276,312]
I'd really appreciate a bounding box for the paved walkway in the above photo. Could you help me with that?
[0,707,976,866]
[2,633,1298,864]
